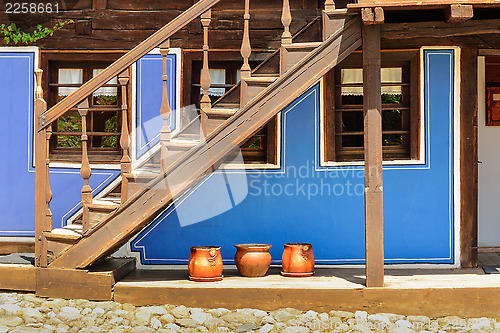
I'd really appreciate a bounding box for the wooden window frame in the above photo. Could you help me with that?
[324,50,420,163]
[181,50,278,165]
[485,57,500,126]
[41,51,130,164]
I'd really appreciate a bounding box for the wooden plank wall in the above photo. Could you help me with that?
[0,0,328,50]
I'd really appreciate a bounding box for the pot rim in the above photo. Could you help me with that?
[190,246,221,251]
[284,242,312,247]
[234,243,272,249]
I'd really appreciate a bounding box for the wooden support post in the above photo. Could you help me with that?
[200,10,212,135]
[281,0,292,46]
[78,100,92,234]
[34,69,49,268]
[240,0,252,80]
[363,24,384,288]
[118,69,131,204]
[324,0,335,11]
[159,40,172,174]
[446,4,473,23]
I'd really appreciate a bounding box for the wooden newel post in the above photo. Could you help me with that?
[281,0,292,46]
[363,24,384,288]
[324,0,335,11]
[159,40,172,174]
[119,69,131,175]
[200,10,212,136]
[240,0,252,80]
[78,100,93,234]
[34,69,51,268]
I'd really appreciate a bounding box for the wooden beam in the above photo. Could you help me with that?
[363,24,384,288]
[460,47,478,268]
[48,17,363,270]
[446,4,474,23]
[479,49,500,56]
[381,19,500,40]
[361,7,384,25]
[0,265,35,292]
[0,241,35,255]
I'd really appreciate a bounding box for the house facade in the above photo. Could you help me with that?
[1,0,499,285]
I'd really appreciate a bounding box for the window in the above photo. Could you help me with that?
[324,51,420,162]
[42,52,128,163]
[182,51,278,165]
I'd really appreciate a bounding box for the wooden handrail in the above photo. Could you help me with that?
[37,0,220,132]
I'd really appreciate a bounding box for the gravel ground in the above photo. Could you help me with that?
[0,292,498,332]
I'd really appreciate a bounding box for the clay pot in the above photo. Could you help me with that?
[188,246,223,282]
[234,244,272,277]
[281,243,314,277]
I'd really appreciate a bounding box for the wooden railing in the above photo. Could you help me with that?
[34,0,222,267]
[34,0,338,268]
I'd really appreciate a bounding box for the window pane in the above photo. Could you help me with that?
[382,110,403,131]
[383,134,403,146]
[57,110,82,148]
[58,69,83,101]
[341,111,363,132]
[342,135,364,148]
[341,68,363,104]
[93,69,118,105]
[200,69,226,97]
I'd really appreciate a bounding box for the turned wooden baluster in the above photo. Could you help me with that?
[34,69,51,268]
[281,0,292,46]
[240,0,252,80]
[118,69,131,204]
[78,100,92,233]
[200,10,212,135]
[324,0,335,11]
[159,40,172,174]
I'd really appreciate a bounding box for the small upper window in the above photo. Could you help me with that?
[324,51,420,163]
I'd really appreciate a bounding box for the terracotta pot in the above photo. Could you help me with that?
[281,243,314,277]
[234,244,272,277]
[188,246,223,282]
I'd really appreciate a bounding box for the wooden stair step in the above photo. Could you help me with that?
[44,227,82,242]
[281,42,322,74]
[240,76,279,107]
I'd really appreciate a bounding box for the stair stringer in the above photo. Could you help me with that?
[48,16,362,270]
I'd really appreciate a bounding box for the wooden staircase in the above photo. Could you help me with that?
[35,0,362,271]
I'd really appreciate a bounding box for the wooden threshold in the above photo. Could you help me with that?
[36,258,136,301]
[114,266,500,318]
[0,240,35,255]
[0,264,36,292]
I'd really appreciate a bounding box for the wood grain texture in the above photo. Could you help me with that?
[0,241,35,255]
[48,17,362,270]
[0,265,35,292]
[363,24,384,288]
[460,47,478,268]
[446,4,474,23]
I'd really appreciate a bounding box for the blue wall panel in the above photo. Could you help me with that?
[0,51,119,236]
[132,49,456,265]
[136,54,177,159]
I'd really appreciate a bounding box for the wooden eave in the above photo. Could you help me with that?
[347,0,500,12]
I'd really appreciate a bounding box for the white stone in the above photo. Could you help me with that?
[259,323,274,333]
[160,313,176,324]
[406,315,430,325]
[396,319,412,328]
[260,315,276,325]
[270,308,301,322]
[57,306,82,322]
[191,311,210,324]
[317,313,329,322]
[254,310,268,318]
[329,310,354,320]
[355,311,368,323]
[223,312,259,324]
[175,318,198,328]
[81,308,92,316]
[150,317,162,330]
[132,326,154,333]
[190,307,205,314]
[0,316,23,327]
[469,317,494,330]
[91,307,106,317]
[204,317,228,330]
[47,311,57,319]
[0,303,21,316]
[22,307,44,323]
[235,322,259,332]
[391,328,417,333]
[164,323,181,331]
[208,308,231,317]
[171,305,190,319]
[115,309,129,317]
[0,326,8,333]
[281,326,309,333]
[368,313,391,328]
